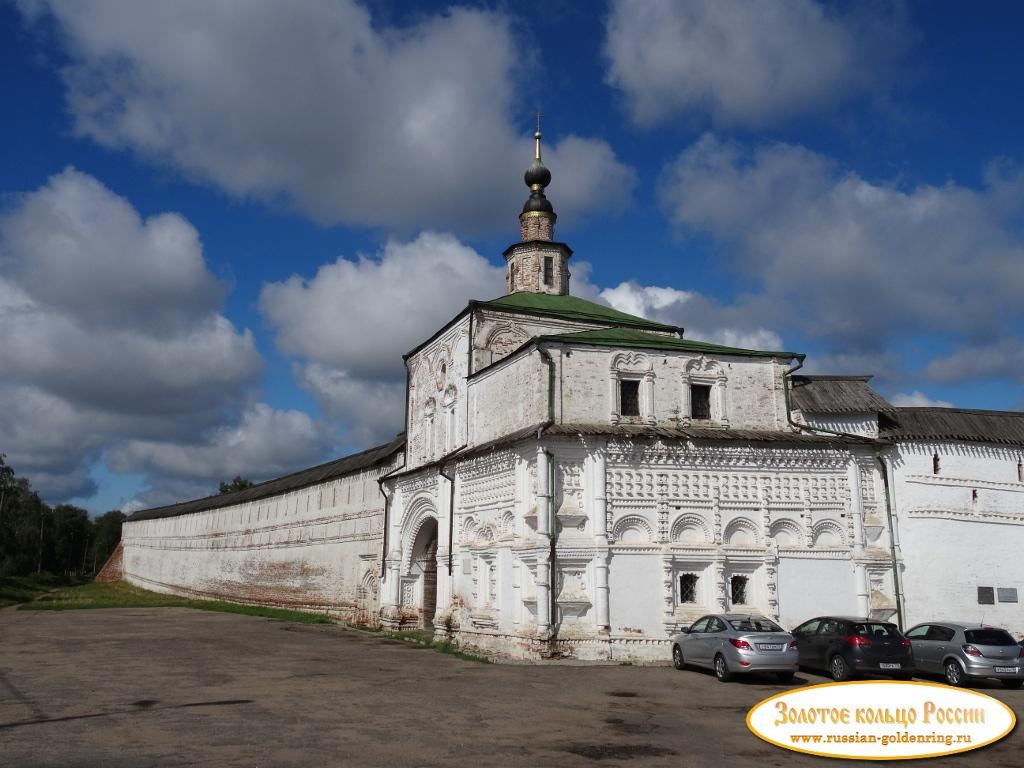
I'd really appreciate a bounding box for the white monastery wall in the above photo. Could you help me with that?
[891,440,1024,638]
[406,317,471,470]
[121,459,400,623]
[468,351,547,445]
[554,348,788,430]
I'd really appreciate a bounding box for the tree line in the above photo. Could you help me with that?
[0,455,124,579]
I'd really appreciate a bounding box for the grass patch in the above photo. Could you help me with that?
[379,628,490,663]
[0,574,67,607]
[18,580,334,624]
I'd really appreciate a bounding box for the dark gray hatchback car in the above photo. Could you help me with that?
[792,616,914,681]
[905,622,1024,688]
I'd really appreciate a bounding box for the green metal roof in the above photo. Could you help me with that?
[537,327,804,360]
[476,292,679,332]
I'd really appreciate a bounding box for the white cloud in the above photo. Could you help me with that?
[296,365,406,448]
[22,0,634,231]
[603,0,908,127]
[657,135,1024,385]
[0,169,324,504]
[922,339,1024,385]
[109,403,325,481]
[889,391,954,408]
[600,281,785,351]
[260,232,505,378]
[260,232,504,445]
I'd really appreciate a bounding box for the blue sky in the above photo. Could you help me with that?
[1,0,1022,514]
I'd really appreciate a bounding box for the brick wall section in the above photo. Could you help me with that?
[95,541,124,582]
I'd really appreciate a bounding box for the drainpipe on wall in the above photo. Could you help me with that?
[438,461,456,576]
[538,344,557,423]
[782,358,905,627]
[876,455,905,630]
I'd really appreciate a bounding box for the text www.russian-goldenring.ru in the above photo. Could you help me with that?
[790,732,973,747]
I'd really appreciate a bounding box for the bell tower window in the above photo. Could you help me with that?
[543,255,553,286]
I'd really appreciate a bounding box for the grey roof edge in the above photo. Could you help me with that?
[127,433,407,522]
[882,407,1024,446]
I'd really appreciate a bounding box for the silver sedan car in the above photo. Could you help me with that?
[671,613,799,683]
[904,622,1024,688]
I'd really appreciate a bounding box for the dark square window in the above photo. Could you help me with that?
[543,256,553,285]
[679,573,698,603]
[977,586,995,605]
[730,575,748,604]
[620,380,640,417]
[690,384,712,420]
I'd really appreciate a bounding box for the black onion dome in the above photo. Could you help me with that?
[524,157,552,189]
[522,189,554,214]
[521,130,554,215]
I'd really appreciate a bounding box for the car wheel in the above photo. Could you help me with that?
[714,654,732,683]
[830,655,851,682]
[944,660,965,687]
[1002,679,1023,690]
[776,671,795,683]
[672,645,685,671]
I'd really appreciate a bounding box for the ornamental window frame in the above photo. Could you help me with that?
[681,356,729,427]
[608,352,656,425]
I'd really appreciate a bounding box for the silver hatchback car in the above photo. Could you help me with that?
[905,622,1024,689]
[671,613,799,683]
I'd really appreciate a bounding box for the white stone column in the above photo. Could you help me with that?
[848,455,865,554]
[592,447,610,632]
[535,445,551,635]
[855,563,869,617]
[435,473,454,613]
[643,370,656,424]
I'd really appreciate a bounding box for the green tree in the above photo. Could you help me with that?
[218,476,254,494]
[90,510,126,573]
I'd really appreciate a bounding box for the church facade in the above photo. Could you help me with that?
[121,134,1024,661]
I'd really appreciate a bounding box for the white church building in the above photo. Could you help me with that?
[120,134,1024,662]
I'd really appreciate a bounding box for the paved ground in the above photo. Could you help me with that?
[1,608,1021,768]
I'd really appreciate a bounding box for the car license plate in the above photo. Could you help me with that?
[758,644,783,651]
[879,663,901,669]
[994,667,1018,674]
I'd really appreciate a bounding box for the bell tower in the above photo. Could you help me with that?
[504,119,572,295]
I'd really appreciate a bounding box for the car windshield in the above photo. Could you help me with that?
[965,629,1016,646]
[851,623,900,639]
[728,617,783,633]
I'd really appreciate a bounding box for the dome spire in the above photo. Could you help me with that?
[521,112,555,227]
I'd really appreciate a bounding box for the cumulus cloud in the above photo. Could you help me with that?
[599,281,784,350]
[260,232,504,379]
[657,134,1024,386]
[603,0,908,127]
[109,403,324,481]
[260,232,504,445]
[922,339,1024,385]
[889,391,954,408]
[0,169,325,504]
[21,0,634,231]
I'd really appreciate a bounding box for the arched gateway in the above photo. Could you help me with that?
[408,518,438,629]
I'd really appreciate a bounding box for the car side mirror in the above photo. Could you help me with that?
[680,626,691,634]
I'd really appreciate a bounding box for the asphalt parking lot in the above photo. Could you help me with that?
[1,608,1021,768]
